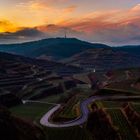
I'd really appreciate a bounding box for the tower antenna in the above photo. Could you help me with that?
[64,28,67,38]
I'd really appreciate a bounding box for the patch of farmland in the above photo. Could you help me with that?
[132,102,140,114]
[58,95,85,119]
[94,101,122,108]
[107,109,137,140]
[10,102,52,122]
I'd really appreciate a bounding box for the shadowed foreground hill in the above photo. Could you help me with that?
[0,106,45,140]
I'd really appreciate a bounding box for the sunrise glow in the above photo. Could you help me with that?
[0,0,140,45]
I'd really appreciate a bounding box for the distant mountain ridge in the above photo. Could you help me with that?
[0,38,109,60]
[113,45,140,56]
[0,38,140,71]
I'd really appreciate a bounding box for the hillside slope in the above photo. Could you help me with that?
[0,52,84,76]
[64,48,140,71]
[0,106,45,140]
[0,38,109,60]
[113,45,140,56]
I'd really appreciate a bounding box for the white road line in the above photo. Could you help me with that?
[22,100,58,105]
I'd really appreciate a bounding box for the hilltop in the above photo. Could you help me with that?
[0,38,109,60]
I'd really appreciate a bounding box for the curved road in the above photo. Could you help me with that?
[40,95,140,128]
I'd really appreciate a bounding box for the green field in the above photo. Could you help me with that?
[39,93,69,103]
[10,102,53,121]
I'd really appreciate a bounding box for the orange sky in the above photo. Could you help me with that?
[0,0,139,31]
[0,0,140,45]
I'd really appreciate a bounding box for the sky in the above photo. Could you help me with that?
[0,0,140,45]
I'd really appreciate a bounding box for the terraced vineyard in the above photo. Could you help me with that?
[94,101,122,108]
[132,102,140,114]
[1,52,140,140]
[0,52,87,129]
[92,100,140,140]
[107,109,137,140]
[0,52,82,107]
[58,95,83,119]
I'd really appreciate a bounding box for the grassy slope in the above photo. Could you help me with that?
[10,102,53,121]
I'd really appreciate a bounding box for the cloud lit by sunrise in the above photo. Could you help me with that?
[0,0,140,45]
[0,20,19,33]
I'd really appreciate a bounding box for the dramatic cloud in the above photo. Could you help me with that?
[17,1,51,11]
[1,2,140,45]
[0,28,47,44]
[16,0,76,13]
[131,3,140,12]
[0,20,19,33]
[55,4,140,45]
[36,24,84,38]
[63,5,77,13]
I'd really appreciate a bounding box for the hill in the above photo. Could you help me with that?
[113,45,140,56]
[64,48,140,71]
[0,38,140,72]
[0,52,84,106]
[0,51,84,77]
[0,106,45,140]
[0,38,109,60]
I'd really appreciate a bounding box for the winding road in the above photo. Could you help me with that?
[40,95,140,128]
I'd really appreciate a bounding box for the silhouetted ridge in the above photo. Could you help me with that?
[0,38,109,60]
